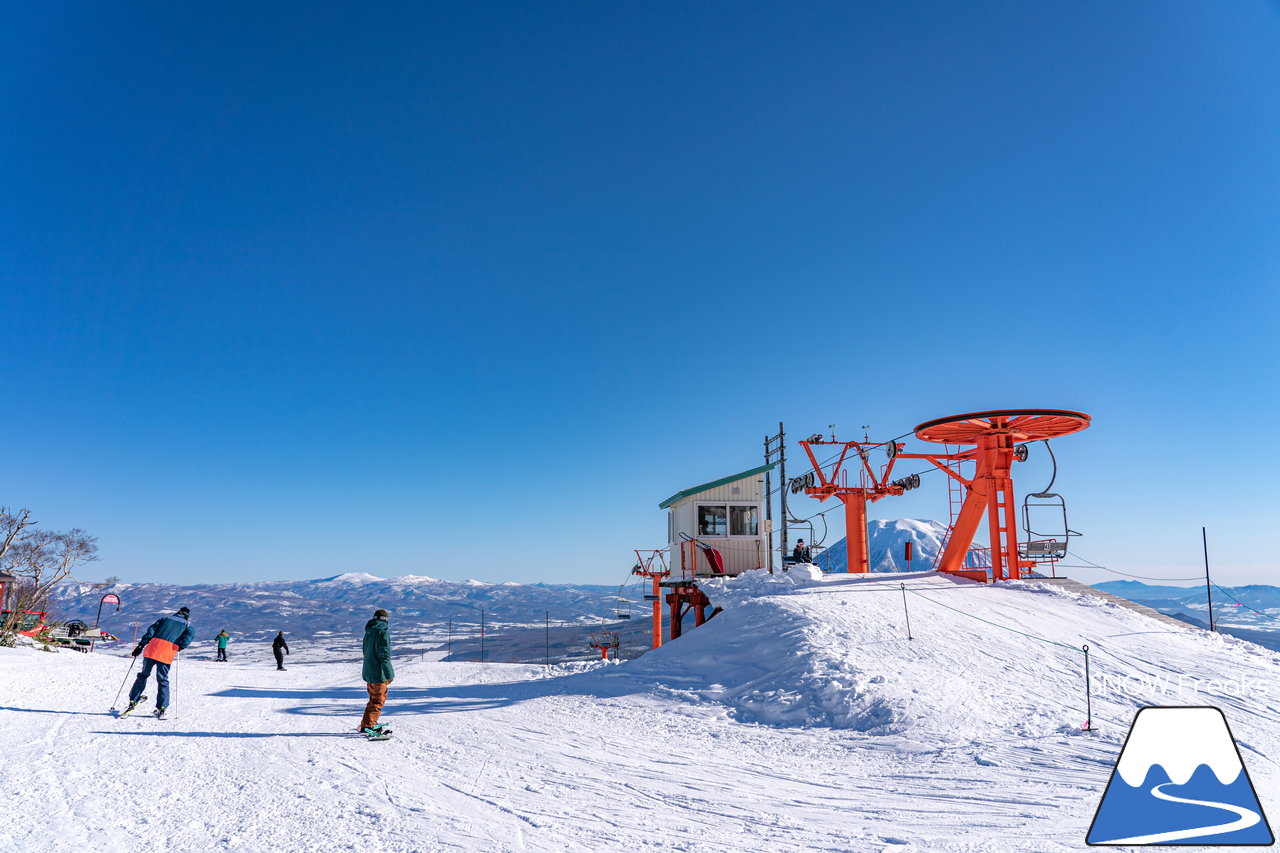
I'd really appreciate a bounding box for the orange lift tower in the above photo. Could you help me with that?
[797,432,919,573]
[632,549,669,649]
[894,409,1091,582]
[589,632,620,660]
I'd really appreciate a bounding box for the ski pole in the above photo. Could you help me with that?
[110,655,138,711]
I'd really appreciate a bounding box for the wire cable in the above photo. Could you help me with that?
[905,587,1083,652]
[1211,583,1277,620]
[1062,550,1201,582]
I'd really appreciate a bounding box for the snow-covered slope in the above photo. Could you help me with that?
[815,518,947,573]
[5,569,1277,851]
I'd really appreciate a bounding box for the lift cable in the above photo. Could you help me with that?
[1063,550,1201,582]
[1211,583,1277,620]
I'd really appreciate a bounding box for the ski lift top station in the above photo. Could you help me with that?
[655,408,1090,584]
[798,408,1091,581]
[631,408,1090,652]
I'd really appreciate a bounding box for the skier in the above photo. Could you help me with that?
[214,629,230,662]
[272,631,290,670]
[792,539,813,564]
[359,608,394,737]
[123,606,194,718]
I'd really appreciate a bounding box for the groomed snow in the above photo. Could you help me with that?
[3,571,1277,852]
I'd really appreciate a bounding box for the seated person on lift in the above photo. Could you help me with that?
[792,539,813,564]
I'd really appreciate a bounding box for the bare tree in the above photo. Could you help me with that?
[1,526,99,637]
[0,507,36,566]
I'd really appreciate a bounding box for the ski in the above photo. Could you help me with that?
[116,695,147,718]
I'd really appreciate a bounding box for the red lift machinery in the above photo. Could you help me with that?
[797,433,917,574]
[894,409,1092,582]
[589,632,620,660]
[660,536,719,641]
[632,549,670,650]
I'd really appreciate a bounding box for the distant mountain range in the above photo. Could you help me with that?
[44,522,1278,662]
[1093,580,1280,649]
[1094,580,1280,613]
[49,572,647,662]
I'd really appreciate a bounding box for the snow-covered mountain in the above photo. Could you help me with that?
[815,517,947,573]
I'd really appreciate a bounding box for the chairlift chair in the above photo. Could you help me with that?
[1019,440,1080,561]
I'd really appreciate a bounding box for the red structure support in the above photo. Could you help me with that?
[633,550,670,650]
[589,632,620,660]
[898,410,1091,582]
[663,540,716,640]
[798,438,910,573]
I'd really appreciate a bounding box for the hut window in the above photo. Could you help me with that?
[697,505,727,536]
[730,505,758,536]
[697,504,759,537]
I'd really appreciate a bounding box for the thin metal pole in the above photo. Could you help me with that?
[1082,645,1095,732]
[480,608,486,663]
[447,618,452,657]
[900,583,913,640]
[779,421,788,570]
[764,433,774,575]
[544,611,550,670]
[109,655,138,711]
[1202,526,1215,632]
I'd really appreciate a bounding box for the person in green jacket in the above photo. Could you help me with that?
[214,630,230,662]
[359,609,394,733]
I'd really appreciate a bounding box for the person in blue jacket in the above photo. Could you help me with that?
[124,606,195,718]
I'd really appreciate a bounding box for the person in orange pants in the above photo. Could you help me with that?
[359,608,394,734]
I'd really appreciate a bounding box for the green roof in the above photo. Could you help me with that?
[658,463,777,509]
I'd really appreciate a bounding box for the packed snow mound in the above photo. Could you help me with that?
[817,518,947,573]
[698,565,823,602]
[606,571,1280,742]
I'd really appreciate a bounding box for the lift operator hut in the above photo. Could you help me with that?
[660,464,774,578]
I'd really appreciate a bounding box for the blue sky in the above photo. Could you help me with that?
[2,3,1277,587]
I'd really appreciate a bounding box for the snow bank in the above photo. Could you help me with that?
[697,564,824,602]
[601,571,1280,746]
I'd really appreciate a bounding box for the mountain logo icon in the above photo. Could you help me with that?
[1087,706,1274,846]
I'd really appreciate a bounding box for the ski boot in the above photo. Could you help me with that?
[119,695,147,717]
[360,723,391,740]
[153,707,167,719]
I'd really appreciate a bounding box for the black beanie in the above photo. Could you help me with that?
[374,609,389,620]
[177,607,190,617]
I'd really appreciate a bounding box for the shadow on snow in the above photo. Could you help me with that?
[206,669,659,718]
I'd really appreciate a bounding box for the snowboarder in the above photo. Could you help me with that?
[214,629,229,661]
[123,606,194,718]
[272,631,289,670]
[792,539,813,564]
[359,608,394,737]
